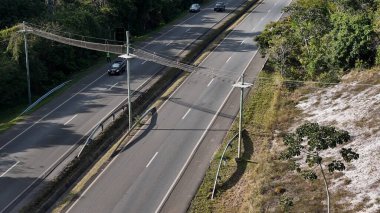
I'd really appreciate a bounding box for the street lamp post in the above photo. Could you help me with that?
[125,31,133,130]
[232,75,252,158]
[20,21,32,105]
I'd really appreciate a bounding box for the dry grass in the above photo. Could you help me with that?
[189,69,366,212]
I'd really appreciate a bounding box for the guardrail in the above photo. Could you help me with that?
[211,132,240,199]
[20,80,71,116]
[76,98,156,157]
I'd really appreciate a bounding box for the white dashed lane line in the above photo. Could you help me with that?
[109,82,118,90]
[146,152,159,168]
[0,161,20,178]
[182,109,191,120]
[226,56,232,63]
[64,114,78,126]
[207,78,214,87]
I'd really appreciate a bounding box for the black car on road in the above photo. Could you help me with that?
[108,60,126,75]
[214,2,226,12]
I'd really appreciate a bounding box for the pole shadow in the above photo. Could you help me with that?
[218,129,254,192]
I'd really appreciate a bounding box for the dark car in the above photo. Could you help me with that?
[189,3,201,12]
[108,60,126,75]
[214,2,226,12]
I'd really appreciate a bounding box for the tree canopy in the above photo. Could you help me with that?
[256,0,379,82]
[0,0,202,110]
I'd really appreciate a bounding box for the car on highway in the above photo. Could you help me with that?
[214,2,226,12]
[189,3,201,12]
[108,60,126,75]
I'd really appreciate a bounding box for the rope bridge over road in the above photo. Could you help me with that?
[20,23,239,83]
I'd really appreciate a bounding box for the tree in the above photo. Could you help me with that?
[280,123,359,213]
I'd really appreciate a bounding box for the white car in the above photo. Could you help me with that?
[189,3,201,12]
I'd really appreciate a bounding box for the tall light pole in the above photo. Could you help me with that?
[125,31,133,130]
[232,75,252,158]
[20,21,32,105]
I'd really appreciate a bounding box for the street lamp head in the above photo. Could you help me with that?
[119,54,135,59]
[232,82,253,88]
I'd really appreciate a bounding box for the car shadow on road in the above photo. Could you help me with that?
[218,129,254,192]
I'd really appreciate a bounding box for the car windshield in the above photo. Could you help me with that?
[112,63,121,68]
[216,3,223,6]
[191,4,198,8]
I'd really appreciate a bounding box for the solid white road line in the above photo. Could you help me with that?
[146,152,159,168]
[186,28,191,33]
[166,41,173,46]
[109,82,118,90]
[0,161,20,178]
[241,40,245,45]
[64,114,78,126]
[207,78,214,87]
[141,60,147,64]
[182,109,191,120]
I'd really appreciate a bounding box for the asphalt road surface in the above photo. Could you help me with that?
[65,0,292,212]
[0,0,248,212]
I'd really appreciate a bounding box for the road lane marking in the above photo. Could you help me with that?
[146,152,159,168]
[141,60,147,64]
[64,114,78,126]
[241,40,245,45]
[226,56,232,63]
[182,109,191,120]
[108,82,118,90]
[0,161,19,178]
[207,78,214,87]
[166,41,173,46]
[186,28,191,33]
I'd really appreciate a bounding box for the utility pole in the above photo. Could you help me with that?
[126,31,133,130]
[21,21,32,105]
[232,74,252,158]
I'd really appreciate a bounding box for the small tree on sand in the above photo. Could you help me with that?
[280,122,359,213]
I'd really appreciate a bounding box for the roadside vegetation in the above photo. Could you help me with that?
[191,0,379,212]
[0,0,209,124]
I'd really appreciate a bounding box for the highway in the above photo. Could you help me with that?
[0,0,247,211]
[65,0,292,212]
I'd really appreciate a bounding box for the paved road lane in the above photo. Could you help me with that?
[66,0,292,212]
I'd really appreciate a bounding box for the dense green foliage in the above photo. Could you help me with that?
[0,0,203,110]
[256,0,379,82]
